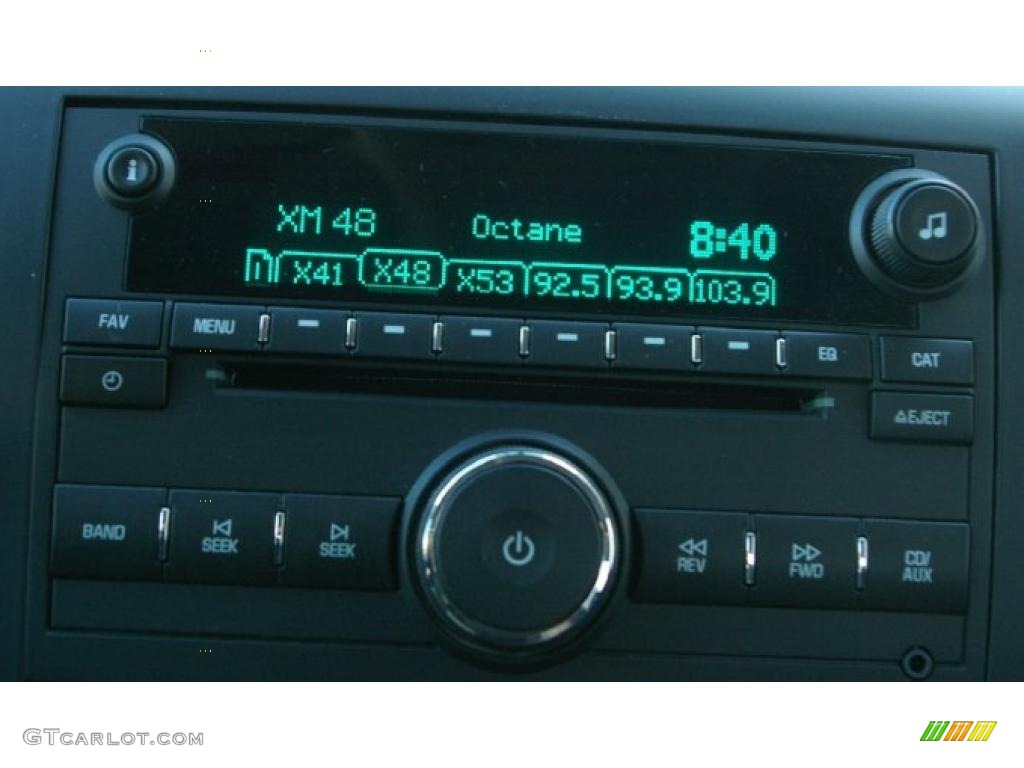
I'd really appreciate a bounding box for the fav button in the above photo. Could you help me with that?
[633,509,749,605]
[64,298,164,348]
[50,484,164,581]
[164,490,280,585]
[170,303,263,351]
[750,515,860,608]
[880,337,974,385]
[861,520,969,614]
[60,355,167,408]
[280,494,399,590]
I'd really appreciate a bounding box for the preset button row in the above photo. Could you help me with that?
[64,298,975,385]
[633,509,969,614]
[50,485,399,590]
[167,302,877,380]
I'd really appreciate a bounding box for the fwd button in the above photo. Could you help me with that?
[750,515,859,608]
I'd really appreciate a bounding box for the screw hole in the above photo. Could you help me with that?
[901,647,934,680]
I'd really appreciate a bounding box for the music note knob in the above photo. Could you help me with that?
[850,169,984,299]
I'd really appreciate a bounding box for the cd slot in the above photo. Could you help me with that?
[214,361,826,414]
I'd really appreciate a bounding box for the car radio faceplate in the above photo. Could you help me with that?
[27,104,995,678]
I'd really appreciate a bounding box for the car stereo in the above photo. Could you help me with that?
[32,104,994,677]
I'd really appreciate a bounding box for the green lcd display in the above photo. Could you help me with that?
[127,118,914,325]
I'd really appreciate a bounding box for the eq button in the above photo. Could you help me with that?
[782,332,872,379]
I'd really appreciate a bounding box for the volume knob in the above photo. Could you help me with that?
[851,170,984,300]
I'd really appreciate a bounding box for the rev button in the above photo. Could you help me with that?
[633,509,749,605]
[164,490,280,585]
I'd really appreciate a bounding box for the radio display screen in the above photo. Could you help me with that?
[127,118,914,326]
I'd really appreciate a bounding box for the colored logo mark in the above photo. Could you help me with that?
[920,721,997,742]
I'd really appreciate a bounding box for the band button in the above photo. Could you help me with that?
[51,484,164,581]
